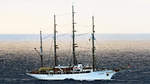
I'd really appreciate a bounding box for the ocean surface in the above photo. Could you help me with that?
[1,34,150,84]
[0,34,150,41]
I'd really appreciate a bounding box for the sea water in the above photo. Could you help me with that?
[0,34,150,84]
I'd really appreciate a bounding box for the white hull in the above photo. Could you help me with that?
[26,70,116,80]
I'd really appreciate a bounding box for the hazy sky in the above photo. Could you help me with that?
[0,0,150,34]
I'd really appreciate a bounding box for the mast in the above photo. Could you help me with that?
[72,5,77,65]
[92,16,95,71]
[54,14,58,66]
[40,31,44,67]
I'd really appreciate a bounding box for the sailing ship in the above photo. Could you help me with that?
[26,5,119,80]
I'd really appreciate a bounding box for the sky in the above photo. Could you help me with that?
[0,0,150,34]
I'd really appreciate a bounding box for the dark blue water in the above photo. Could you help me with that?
[1,34,150,84]
[1,77,150,84]
[1,79,150,84]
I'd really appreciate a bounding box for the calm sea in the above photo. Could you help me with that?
[1,34,150,84]
[0,34,150,41]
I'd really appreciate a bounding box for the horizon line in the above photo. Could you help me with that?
[0,33,150,35]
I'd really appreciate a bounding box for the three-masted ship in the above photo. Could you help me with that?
[26,5,118,80]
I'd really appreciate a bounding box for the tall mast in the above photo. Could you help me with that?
[40,30,44,67]
[72,5,77,65]
[54,14,58,66]
[92,16,95,71]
